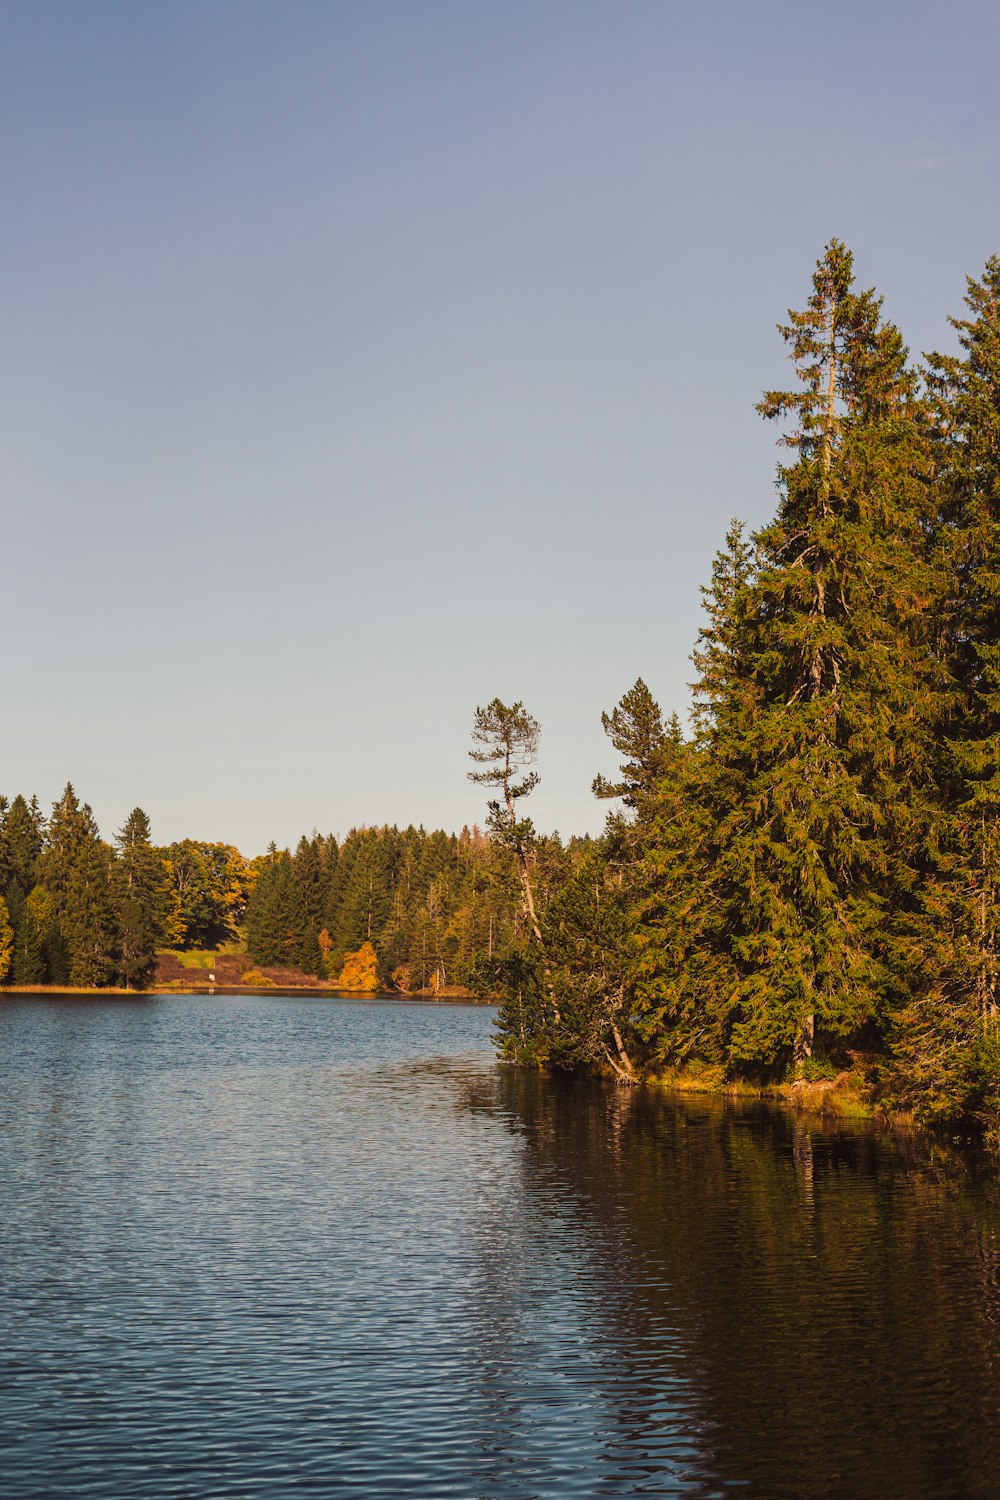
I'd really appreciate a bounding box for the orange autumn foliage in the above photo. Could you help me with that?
[337,941,379,992]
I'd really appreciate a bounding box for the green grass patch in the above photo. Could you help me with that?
[158,944,244,970]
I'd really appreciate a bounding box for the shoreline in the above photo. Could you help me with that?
[0,984,496,1004]
[645,1065,875,1122]
[0,992,969,1140]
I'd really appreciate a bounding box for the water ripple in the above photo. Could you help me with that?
[2,995,1000,1498]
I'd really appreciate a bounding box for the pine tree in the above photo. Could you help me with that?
[468,699,562,1055]
[36,786,117,987]
[468,700,544,948]
[530,842,625,1071]
[245,851,301,966]
[927,258,1000,1025]
[43,921,71,985]
[592,678,671,828]
[715,242,939,1075]
[114,808,173,989]
[37,785,99,912]
[11,895,44,985]
[63,838,118,987]
[2,793,44,903]
[291,835,325,971]
[879,257,1000,1128]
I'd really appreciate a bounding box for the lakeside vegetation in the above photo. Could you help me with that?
[472,242,1000,1142]
[0,791,572,997]
[6,241,1000,1144]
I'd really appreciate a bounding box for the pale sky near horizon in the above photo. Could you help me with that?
[3,0,998,853]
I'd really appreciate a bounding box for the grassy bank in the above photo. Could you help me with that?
[0,985,154,997]
[644,1061,875,1120]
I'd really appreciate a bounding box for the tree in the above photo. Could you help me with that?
[468,700,544,947]
[114,808,174,988]
[291,835,325,972]
[927,256,1000,1028]
[592,678,671,825]
[876,257,1000,1128]
[37,784,99,911]
[0,794,44,903]
[63,839,118,987]
[36,786,117,987]
[162,840,250,949]
[712,241,940,1075]
[541,841,636,1080]
[337,941,380,992]
[0,896,13,982]
[244,850,301,966]
[11,889,45,985]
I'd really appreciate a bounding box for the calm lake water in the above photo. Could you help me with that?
[2,995,1000,1499]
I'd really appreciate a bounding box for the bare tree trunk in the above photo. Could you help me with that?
[504,781,544,947]
[603,1037,638,1086]
[979,811,998,1028]
[822,303,836,494]
[502,780,560,1025]
[793,1011,815,1080]
[611,1023,637,1082]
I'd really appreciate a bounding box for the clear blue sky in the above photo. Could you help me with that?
[2,0,998,851]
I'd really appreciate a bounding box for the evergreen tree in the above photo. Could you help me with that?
[11,894,44,985]
[245,851,301,966]
[291,835,326,972]
[468,700,545,948]
[63,839,118,987]
[42,920,71,985]
[2,793,44,903]
[713,242,940,1075]
[114,808,173,989]
[541,841,636,1079]
[330,829,394,964]
[879,258,1000,1127]
[927,257,1000,1026]
[37,784,99,913]
[592,678,671,825]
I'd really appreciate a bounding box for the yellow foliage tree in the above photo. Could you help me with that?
[337,941,379,992]
[26,885,52,931]
[0,897,12,983]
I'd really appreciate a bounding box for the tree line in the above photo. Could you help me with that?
[0,784,583,994]
[243,823,588,990]
[0,788,180,988]
[473,243,1000,1137]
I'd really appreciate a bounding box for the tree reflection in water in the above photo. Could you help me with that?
[457,1068,1000,1500]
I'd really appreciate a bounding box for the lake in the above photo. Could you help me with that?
[1,993,999,1498]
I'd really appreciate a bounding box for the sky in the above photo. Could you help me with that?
[2,0,998,852]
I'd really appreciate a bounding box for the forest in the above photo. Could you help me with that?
[474,243,1000,1139]
[0,785,571,996]
[5,242,1000,1138]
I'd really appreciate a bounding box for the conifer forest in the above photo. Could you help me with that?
[6,242,1000,1138]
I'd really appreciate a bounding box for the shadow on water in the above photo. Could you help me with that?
[460,1070,1000,1500]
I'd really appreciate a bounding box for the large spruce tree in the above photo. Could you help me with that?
[115,808,173,989]
[928,259,1000,1023]
[884,258,1000,1126]
[712,241,940,1075]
